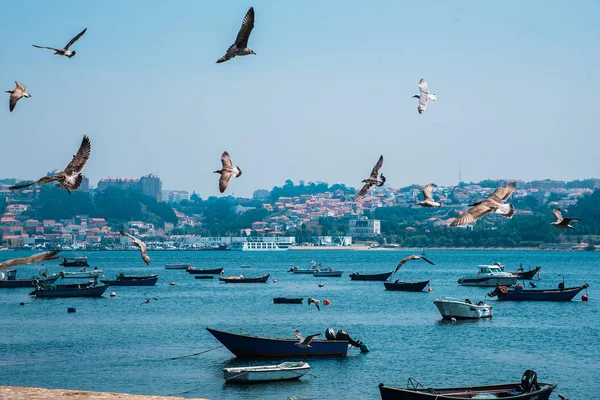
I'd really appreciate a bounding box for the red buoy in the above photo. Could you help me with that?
[582,294,589,302]
[428,287,432,292]
[323,299,331,306]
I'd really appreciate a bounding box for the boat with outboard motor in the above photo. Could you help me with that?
[101,272,158,286]
[433,297,493,320]
[0,269,60,288]
[223,361,311,383]
[457,265,518,287]
[313,268,344,277]
[488,282,589,301]
[29,281,110,298]
[350,271,393,281]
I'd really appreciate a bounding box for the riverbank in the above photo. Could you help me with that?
[290,245,579,251]
[0,386,207,400]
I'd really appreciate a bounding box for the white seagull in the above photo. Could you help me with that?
[551,208,581,229]
[451,182,516,227]
[6,81,31,112]
[308,297,321,311]
[294,329,321,348]
[214,151,242,193]
[32,28,87,59]
[412,79,436,114]
[120,231,150,265]
[217,7,256,63]
[417,184,442,207]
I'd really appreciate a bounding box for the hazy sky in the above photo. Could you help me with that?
[2,1,599,198]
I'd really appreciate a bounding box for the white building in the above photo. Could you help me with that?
[349,218,381,237]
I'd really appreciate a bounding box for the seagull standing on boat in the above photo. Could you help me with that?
[0,250,61,272]
[119,231,150,265]
[307,297,321,311]
[217,7,256,63]
[393,255,435,275]
[417,184,442,207]
[356,155,385,200]
[551,208,581,229]
[6,81,31,112]
[294,329,321,348]
[214,151,242,193]
[9,136,91,194]
[450,182,516,227]
[412,79,436,114]
[32,28,87,58]
[139,297,158,306]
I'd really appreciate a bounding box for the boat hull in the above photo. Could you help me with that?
[379,382,556,400]
[384,280,430,292]
[101,276,158,286]
[350,271,393,281]
[219,274,270,283]
[164,263,190,270]
[433,299,492,320]
[187,267,223,275]
[492,284,588,301]
[60,258,89,267]
[513,266,541,280]
[457,276,517,287]
[206,328,348,358]
[273,297,303,304]
[313,271,344,277]
[223,362,310,383]
[0,275,59,288]
[31,284,110,298]
[291,269,317,274]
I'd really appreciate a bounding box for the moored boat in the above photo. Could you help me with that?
[488,283,589,301]
[223,361,310,383]
[273,297,303,304]
[59,257,89,267]
[219,274,270,283]
[165,263,191,270]
[458,265,518,287]
[30,282,110,298]
[101,273,158,286]
[384,280,430,292]
[0,269,60,288]
[433,298,493,320]
[59,268,104,280]
[186,267,223,275]
[195,275,214,280]
[313,269,344,277]
[350,271,393,281]
[379,370,556,400]
[512,266,541,280]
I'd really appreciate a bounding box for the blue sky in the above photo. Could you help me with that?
[1,1,599,197]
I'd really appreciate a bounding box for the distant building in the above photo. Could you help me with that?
[161,190,190,203]
[349,217,381,238]
[79,177,90,192]
[140,174,162,201]
[97,174,162,202]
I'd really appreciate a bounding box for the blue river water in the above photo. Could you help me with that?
[0,250,597,399]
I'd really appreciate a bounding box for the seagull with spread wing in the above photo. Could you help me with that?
[307,297,321,311]
[139,297,158,306]
[417,183,442,207]
[119,231,150,265]
[32,28,87,58]
[551,208,581,229]
[412,79,437,114]
[356,155,385,200]
[450,182,516,227]
[0,250,61,272]
[9,136,91,194]
[6,81,31,112]
[214,151,242,193]
[393,255,435,275]
[217,7,256,63]
[294,329,321,348]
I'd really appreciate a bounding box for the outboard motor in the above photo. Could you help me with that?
[521,370,539,393]
[335,330,369,352]
[325,328,336,341]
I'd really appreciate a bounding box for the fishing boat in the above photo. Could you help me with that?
[488,283,589,301]
[164,263,191,270]
[512,266,541,280]
[101,272,158,286]
[241,265,251,268]
[273,297,303,304]
[223,361,311,383]
[186,267,224,275]
[206,328,350,357]
[433,298,493,320]
[350,271,393,281]
[59,268,104,280]
[30,282,110,298]
[59,257,89,267]
[195,275,214,280]
[219,274,270,283]
[379,370,556,400]
[0,269,60,288]
[313,268,344,277]
[384,280,430,292]
[457,265,518,287]
[289,268,316,275]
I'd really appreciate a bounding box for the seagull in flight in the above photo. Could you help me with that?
[9,136,91,194]
[356,155,385,200]
[412,79,436,114]
[0,250,61,272]
[294,329,321,348]
[551,208,581,229]
[139,297,158,306]
[120,231,150,265]
[450,182,516,227]
[214,151,242,193]
[307,297,321,311]
[6,81,31,112]
[417,184,442,207]
[217,7,256,63]
[32,28,87,58]
[393,255,435,275]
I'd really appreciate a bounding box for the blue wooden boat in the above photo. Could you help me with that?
[350,271,393,281]
[101,273,158,286]
[206,328,349,357]
[488,283,588,301]
[30,283,110,298]
[384,280,430,292]
[0,269,60,288]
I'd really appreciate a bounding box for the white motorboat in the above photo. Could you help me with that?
[223,361,310,383]
[434,298,493,320]
[457,265,518,287]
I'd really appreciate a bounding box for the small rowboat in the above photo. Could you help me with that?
[195,275,214,280]
[0,269,60,288]
[350,271,393,281]
[219,274,270,283]
[223,361,311,383]
[187,267,223,275]
[30,283,110,298]
[313,270,344,277]
[164,263,190,270]
[60,257,89,267]
[101,273,158,286]
[273,297,303,304]
[384,280,430,292]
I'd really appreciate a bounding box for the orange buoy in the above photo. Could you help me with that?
[323,299,331,306]
[499,286,509,294]
[428,286,432,292]
[582,294,589,302]
[169,282,176,286]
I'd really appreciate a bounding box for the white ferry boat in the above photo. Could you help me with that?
[457,265,518,287]
[231,237,294,251]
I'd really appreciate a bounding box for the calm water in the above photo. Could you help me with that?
[0,250,597,399]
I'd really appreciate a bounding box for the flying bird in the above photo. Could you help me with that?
[0,250,61,272]
[450,182,516,227]
[120,231,150,265]
[139,297,158,306]
[356,155,385,200]
[417,184,442,207]
[551,208,581,229]
[217,7,256,63]
[307,297,321,311]
[412,79,437,114]
[32,28,87,58]
[393,255,435,275]
[294,329,321,348]
[214,151,242,193]
[9,136,91,193]
[6,81,31,112]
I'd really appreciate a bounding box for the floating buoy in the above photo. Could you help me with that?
[318,283,324,288]
[450,317,456,323]
[323,299,331,306]
[273,279,277,283]
[582,294,589,302]
[428,287,432,292]
[67,307,76,313]
[110,291,116,297]
[169,282,176,286]
[19,301,24,306]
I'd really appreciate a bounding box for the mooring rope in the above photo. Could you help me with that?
[168,345,224,361]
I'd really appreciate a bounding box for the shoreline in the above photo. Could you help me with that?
[290,246,579,252]
[0,386,207,400]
